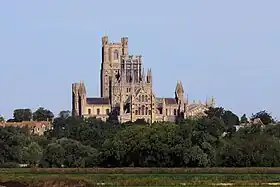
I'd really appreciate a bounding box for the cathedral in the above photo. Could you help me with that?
[72,36,215,123]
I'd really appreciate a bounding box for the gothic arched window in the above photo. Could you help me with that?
[114,50,119,60]
[142,95,145,102]
[145,95,148,102]
[145,107,148,115]
[138,107,141,115]
[141,105,145,115]
[139,95,141,101]
[173,109,177,116]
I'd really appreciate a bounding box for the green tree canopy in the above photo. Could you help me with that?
[40,143,65,168]
[205,107,225,119]
[59,110,71,119]
[33,107,54,121]
[222,110,240,128]
[22,142,42,166]
[251,110,275,125]
[1,105,280,168]
[13,109,32,122]
[0,116,4,122]
[240,114,248,123]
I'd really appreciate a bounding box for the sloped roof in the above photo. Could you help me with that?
[187,103,208,111]
[86,97,110,105]
[165,98,177,105]
[187,104,199,110]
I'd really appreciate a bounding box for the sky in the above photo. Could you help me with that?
[0,0,280,120]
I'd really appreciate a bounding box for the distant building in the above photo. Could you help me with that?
[72,36,215,123]
[0,121,51,136]
[240,118,264,126]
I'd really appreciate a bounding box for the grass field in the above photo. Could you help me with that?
[1,168,280,186]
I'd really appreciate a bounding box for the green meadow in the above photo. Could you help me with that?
[0,168,280,186]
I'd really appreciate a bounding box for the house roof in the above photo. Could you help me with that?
[86,97,110,105]
[0,121,51,129]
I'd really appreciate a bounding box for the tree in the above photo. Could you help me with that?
[22,142,42,166]
[4,104,280,168]
[0,116,4,122]
[218,128,280,167]
[13,109,32,122]
[59,110,71,119]
[240,114,248,123]
[205,107,225,119]
[183,145,209,167]
[0,126,30,164]
[222,110,240,128]
[33,107,54,121]
[56,138,99,167]
[251,110,275,125]
[40,143,65,168]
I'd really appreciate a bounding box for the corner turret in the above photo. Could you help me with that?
[72,81,87,117]
[175,81,184,103]
[147,68,152,84]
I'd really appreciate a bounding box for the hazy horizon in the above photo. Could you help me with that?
[1,1,280,120]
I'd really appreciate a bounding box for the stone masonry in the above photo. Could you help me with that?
[72,36,215,123]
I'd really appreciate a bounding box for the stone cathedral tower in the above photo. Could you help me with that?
[72,81,86,116]
[72,36,215,123]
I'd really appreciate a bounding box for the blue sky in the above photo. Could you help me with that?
[0,1,279,119]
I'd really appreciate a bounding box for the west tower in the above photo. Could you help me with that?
[100,36,129,98]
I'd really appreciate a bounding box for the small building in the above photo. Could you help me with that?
[0,121,51,136]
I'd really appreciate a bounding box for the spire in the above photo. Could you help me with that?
[175,81,184,93]
[147,68,151,76]
[147,68,152,83]
[211,96,215,107]
[175,80,184,99]
[141,68,145,83]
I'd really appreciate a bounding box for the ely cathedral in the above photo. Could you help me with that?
[72,36,215,123]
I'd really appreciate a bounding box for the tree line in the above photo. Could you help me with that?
[0,107,54,122]
[0,107,278,168]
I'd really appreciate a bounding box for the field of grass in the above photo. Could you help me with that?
[1,168,280,186]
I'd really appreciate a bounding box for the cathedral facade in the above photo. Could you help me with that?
[72,36,215,123]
